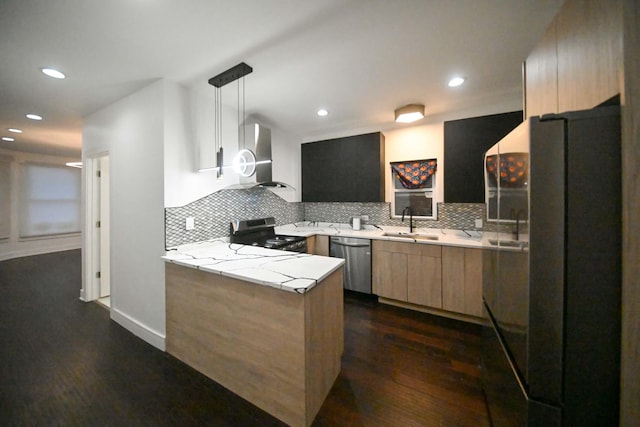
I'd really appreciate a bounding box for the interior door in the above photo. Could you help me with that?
[99,155,110,298]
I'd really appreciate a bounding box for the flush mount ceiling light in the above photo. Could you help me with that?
[2,137,15,142]
[8,128,22,133]
[317,109,328,117]
[394,104,425,123]
[448,76,466,87]
[26,114,43,120]
[41,68,66,79]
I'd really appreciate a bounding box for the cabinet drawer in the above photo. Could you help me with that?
[372,240,441,258]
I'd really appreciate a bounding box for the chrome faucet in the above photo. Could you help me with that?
[401,206,414,233]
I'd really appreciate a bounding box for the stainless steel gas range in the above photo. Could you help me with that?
[229,217,307,253]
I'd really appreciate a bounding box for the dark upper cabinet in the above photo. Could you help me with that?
[302,132,385,202]
[444,111,523,203]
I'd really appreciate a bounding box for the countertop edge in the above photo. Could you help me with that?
[162,248,345,294]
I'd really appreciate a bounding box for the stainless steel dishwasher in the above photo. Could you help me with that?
[329,236,372,294]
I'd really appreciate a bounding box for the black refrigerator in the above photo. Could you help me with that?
[481,105,621,426]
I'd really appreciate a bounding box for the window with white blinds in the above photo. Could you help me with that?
[19,163,81,238]
[0,157,10,239]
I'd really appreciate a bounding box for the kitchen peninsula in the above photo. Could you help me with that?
[163,241,344,427]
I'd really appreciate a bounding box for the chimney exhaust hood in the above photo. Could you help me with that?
[207,63,294,191]
[223,122,293,190]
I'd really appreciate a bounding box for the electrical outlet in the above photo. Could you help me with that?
[474,219,483,229]
[185,217,195,230]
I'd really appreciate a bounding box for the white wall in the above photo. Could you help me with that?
[384,123,445,205]
[0,149,82,261]
[82,78,303,350]
[82,79,166,350]
[163,86,302,208]
[164,86,242,207]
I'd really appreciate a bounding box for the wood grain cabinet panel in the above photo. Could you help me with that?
[314,235,329,256]
[407,253,442,308]
[373,240,482,319]
[524,0,623,118]
[407,243,442,308]
[556,0,622,113]
[372,242,408,301]
[525,20,559,117]
[166,263,343,427]
[442,247,483,317]
[307,236,316,255]
[372,240,441,307]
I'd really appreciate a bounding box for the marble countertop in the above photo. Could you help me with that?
[276,222,529,251]
[162,239,345,294]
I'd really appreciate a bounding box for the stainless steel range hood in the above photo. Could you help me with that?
[222,123,294,190]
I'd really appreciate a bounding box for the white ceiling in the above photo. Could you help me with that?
[0,0,563,157]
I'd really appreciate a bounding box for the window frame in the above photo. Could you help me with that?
[18,161,82,239]
[390,159,438,220]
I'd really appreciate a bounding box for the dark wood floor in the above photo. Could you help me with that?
[0,250,489,426]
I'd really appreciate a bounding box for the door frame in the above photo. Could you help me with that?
[81,152,110,303]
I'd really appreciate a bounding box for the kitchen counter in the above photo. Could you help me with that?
[162,239,344,293]
[277,222,527,250]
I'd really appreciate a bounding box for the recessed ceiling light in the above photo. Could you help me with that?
[8,128,22,133]
[41,68,66,79]
[317,109,328,117]
[448,77,466,87]
[2,137,15,142]
[26,114,43,120]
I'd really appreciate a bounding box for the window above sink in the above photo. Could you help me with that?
[390,159,437,220]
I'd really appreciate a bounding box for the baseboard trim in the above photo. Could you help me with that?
[111,307,166,351]
[0,243,81,262]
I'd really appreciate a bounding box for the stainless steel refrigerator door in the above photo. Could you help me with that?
[329,236,372,293]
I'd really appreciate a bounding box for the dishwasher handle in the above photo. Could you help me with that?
[330,239,370,248]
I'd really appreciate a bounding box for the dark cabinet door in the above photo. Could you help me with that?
[444,111,522,203]
[302,132,385,202]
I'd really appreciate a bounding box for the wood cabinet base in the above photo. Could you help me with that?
[378,297,486,326]
[166,263,344,427]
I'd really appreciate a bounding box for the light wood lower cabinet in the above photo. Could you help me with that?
[372,243,408,301]
[407,247,442,308]
[372,240,442,307]
[166,263,343,427]
[372,240,482,320]
[308,234,329,256]
[441,247,483,317]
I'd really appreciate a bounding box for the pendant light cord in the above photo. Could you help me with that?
[237,76,246,148]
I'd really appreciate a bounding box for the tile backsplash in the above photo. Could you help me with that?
[165,188,494,248]
[304,201,488,231]
[165,188,304,248]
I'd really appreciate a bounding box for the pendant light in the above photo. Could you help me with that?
[208,62,253,179]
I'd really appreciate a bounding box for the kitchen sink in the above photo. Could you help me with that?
[381,232,439,241]
[487,238,529,249]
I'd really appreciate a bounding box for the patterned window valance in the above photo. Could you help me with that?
[485,152,528,188]
[391,159,437,189]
